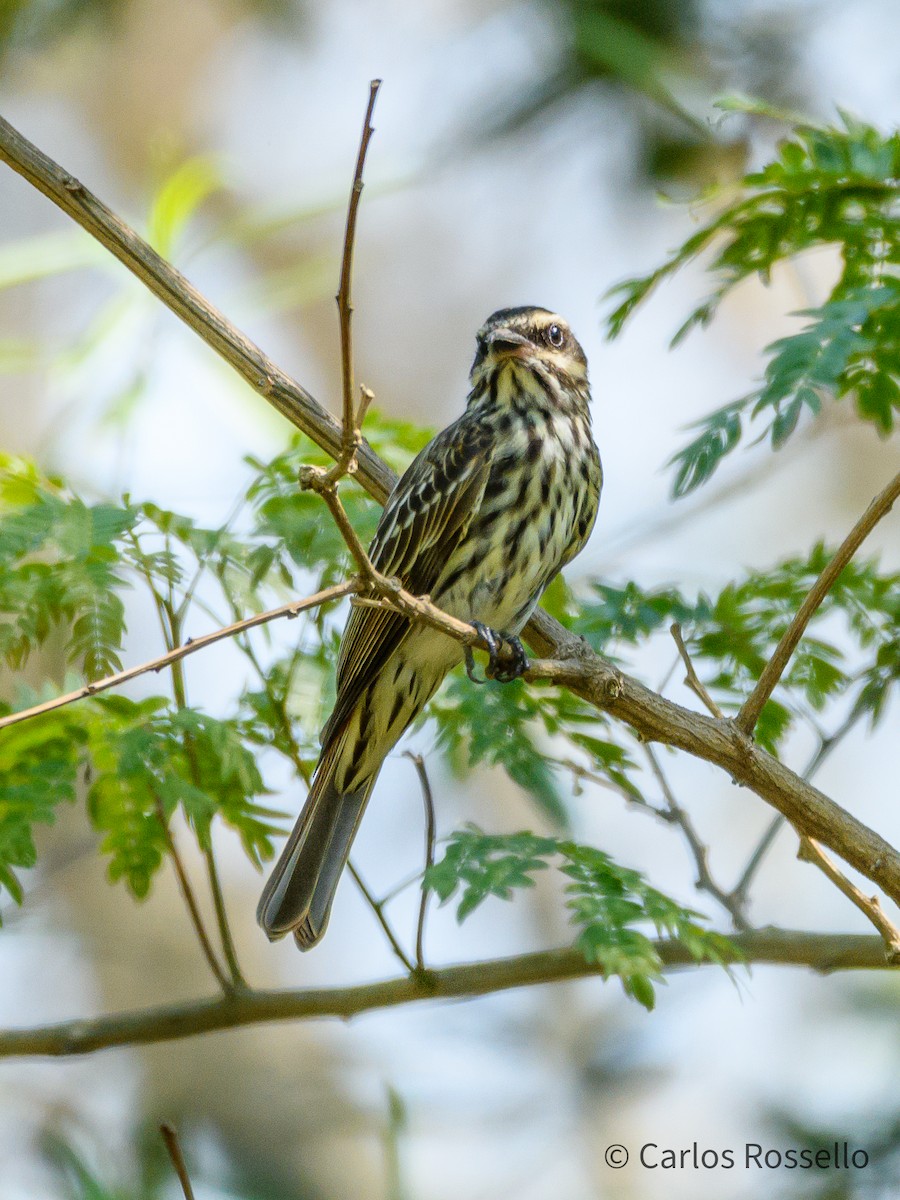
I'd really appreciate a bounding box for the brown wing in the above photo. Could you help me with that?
[319,413,493,748]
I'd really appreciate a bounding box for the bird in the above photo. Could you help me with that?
[258,306,602,949]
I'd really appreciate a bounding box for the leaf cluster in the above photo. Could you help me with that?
[426,826,738,1009]
[608,109,900,493]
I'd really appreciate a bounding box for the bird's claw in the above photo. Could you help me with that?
[465,623,529,684]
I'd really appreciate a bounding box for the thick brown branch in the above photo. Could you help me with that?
[0,581,356,731]
[522,613,900,911]
[0,929,894,1060]
[737,469,900,734]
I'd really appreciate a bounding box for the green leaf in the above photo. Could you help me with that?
[427,829,739,1006]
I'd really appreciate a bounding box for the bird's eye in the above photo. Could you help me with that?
[546,324,564,348]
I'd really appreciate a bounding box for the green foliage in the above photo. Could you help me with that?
[427,827,738,1009]
[0,415,432,913]
[0,454,135,679]
[608,109,900,493]
[0,705,85,911]
[567,549,900,755]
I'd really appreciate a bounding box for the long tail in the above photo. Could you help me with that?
[257,752,377,950]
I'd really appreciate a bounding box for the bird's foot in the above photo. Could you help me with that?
[492,634,529,683]
[464,623,529,684]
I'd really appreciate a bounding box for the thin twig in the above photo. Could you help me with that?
[334,79,381,476]
[160,1124,196,1200]
[166,606,247,994]
[348,862,415,973]
[670,623,724,718]
[0,581,355,732]
[203,847,247,991]
[405,752,437,971]
[154,800,231,993]
[798,837,900,963]
[644,746,750,930]
[737,469,900,735]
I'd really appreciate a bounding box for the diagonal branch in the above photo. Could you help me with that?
[522,611,900,912]
[798,837,900,963]
[737,469,900,734]
[0,929,895,1060]
[0,581,356,731]
[0,109,397,506]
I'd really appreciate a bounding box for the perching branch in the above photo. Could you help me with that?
[0,929,895,1061]
[523,612,900,913]
[737,469,900,734]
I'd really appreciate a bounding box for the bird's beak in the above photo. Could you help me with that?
[485,328,530,357]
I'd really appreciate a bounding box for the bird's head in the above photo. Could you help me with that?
[469,306,589,395]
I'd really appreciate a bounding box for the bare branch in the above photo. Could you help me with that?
[737,469,900,734]
[336,80,381,461]
[0,929,895,1060]
[0,581,355,731]
[405,752,437,971]
[798,837,900,963]
[347,862,415,974]
[160,1124,196,1200]
[643,746,750,930]
[154,800,232,994]
[670,622,724,718]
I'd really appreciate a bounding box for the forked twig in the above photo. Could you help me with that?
[337,84,380,437]
[670,623,724,718]
[348,862,414,973]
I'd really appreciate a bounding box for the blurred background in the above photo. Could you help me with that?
[1,0,900,1197]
